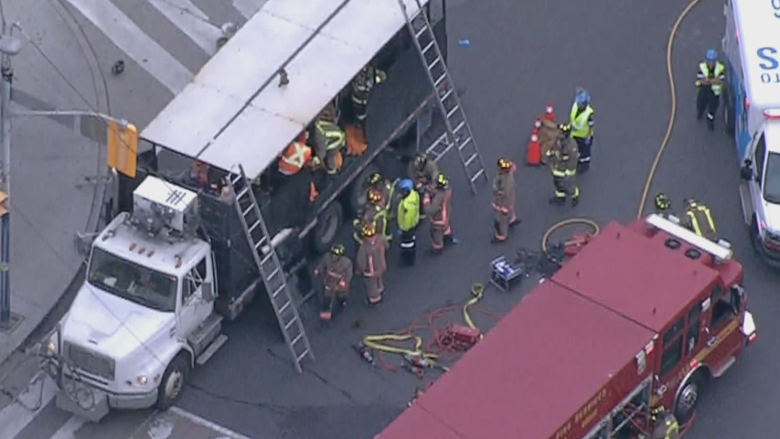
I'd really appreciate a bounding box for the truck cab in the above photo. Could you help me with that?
[44,177,225,421]
[722,0,780,265]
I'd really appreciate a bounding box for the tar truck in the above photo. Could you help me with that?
[40,0,487,422]
[376,214,757,439]
[722,0,780,265]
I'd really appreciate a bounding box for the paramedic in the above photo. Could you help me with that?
[396,179,420,266]
[569,88,595,172]
[696,49,725,131]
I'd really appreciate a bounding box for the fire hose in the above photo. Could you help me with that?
[541,217,601,259]
[360,283,491,376]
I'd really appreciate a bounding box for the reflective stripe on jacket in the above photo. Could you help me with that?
[315,121,345,150]
[570,103,594,139]
[686,204,716,238]
[696,62,725,95]
[278,142,312,175]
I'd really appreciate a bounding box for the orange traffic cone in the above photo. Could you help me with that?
[544,100,555,122]
[526,122,541,166]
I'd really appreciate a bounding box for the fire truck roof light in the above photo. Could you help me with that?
[764,109,780,120]
[645,214,733,261]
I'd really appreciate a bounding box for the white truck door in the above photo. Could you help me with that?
[741,130,768,226]
[178,257,214,337]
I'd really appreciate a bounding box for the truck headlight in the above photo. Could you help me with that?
[137,375,148,385]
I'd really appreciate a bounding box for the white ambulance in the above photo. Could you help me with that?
[722,0,780,265]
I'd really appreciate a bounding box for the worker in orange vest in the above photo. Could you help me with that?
[276,131,319,202]
[424,173,458,253]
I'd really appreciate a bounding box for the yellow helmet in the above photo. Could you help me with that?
[368,188,383,204]
[497,158,513,172]
[331,244,345,256]
[362,223,376,238]
[369,172,382,185]
[436,172,449,188]
[558,123,572,135]
[414,153,428,168]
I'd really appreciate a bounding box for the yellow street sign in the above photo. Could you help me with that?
[107,121,138,178]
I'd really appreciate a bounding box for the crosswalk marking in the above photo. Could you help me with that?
[146,0,222,55]
[0,374,58,439]
[63,0,193,94]
[168,407,255,439]
[231,0,269,18]
[49,416,86,439]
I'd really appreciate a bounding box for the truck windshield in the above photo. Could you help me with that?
[87,247,178,312]
[764,152,780,204]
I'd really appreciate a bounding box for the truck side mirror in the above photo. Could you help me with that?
[201,281,215,302]
[740,160,753,181]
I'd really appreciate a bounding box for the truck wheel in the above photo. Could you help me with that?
[674,373,704,425]
[349,164,381,215]
[311,202,343,254]
[723,88,735,136]
[156,353,190,409]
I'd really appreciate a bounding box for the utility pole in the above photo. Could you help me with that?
[0,18,21,330]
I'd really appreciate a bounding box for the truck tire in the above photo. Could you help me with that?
[156,352,191,409]
[723,87,735,136]
[311,202,343,254]
[349,164,381,215]
[674,372,705,425]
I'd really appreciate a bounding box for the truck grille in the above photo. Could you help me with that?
[64,342,115,381]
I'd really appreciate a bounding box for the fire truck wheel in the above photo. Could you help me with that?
[674,373,704,425]
[349,164,381,215]
[156,353,191,409]
[312,202,343,254]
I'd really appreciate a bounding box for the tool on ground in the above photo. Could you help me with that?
[540,217,601,277]
[443,324,481,351]
[526,117,542,166]
[490,250,539,291]
[563,232,594,257]
[355,343,376,366]
[545,100,556,122]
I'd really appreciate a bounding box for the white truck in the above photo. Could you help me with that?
[722,0,780,265]
[40,0,485,422]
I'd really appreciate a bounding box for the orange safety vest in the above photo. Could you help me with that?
[278,141,312,176]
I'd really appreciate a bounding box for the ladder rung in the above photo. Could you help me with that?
[272,284,286,299]
[434,73,448,88]
[230,175,243,186]
[296,348,309,363]
[261,252,273,264]
[278,300,291,315]
[285,315,298,330]
[421,41,435,53]
[452,121,465,134]
[253,238,267,251]
[248,220,262,234]
[439,88,453,102]
[459,136,473,150]
[446,105,460,119]
[291,332,304,346]
[235,187,250,200]
[266,267,280,282]
[242,205,254,218]
[428,57,441,70]
[464,153,477,167]
[470,169,485,183]
[415,25,428,38]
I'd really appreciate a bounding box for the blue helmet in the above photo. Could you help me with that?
[705,49,717,62]
[398,178,414,192]
[575,88,590,106]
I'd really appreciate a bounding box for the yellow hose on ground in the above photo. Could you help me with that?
[541,217,601,257]
[636,0,703,218]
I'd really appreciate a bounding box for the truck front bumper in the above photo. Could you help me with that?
[54,379,157,422]
[757,242,780,268]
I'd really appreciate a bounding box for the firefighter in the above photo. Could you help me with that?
[548,123,580,207]
[680,198,717,241]
[696,49,725,131]
[353,188,389,244]
[396,179,420,267]
[351,64,387,130]
[408,153,439,219]
[312,104,346,175]
[648,407,680,439]
[425,173,456,253]
[654,192,672,216]
[355,223,388,305]
[569,88,595,172]
[492,158,519,243]
[359,172,394,216]
[313,244,353,322]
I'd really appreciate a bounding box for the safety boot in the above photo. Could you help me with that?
[549,197,565,205]
[572,197,579,207]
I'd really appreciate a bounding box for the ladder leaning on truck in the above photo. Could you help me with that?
[109,0,488,374]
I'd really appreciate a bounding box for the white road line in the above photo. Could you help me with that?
[50,415,87,439]
[231,0,269,18]
[0,375,58,439]
[62,0,192,94]
[168,406,256,439]
[147,0,222,55]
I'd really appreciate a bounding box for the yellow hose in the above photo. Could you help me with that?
[636,0,703,218]
[541,217,601,257]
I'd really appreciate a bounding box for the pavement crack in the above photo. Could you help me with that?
[186,382,289,414]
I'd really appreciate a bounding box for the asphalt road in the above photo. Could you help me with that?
[4,0,779,438]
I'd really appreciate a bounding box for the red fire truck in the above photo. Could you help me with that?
[375,214,757,439]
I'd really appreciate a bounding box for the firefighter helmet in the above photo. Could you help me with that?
[331,244,345,256]
[655,192,671,211]
[414,153,428,169]
[368,188,383,204]
[362,223,376,238]
[558,123,572,136]
[497,158,513,172]
[369,172,382,185]
[436,172,449,189]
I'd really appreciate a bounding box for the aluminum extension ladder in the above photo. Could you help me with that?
[398,0,488,194]
[227,166,314,373]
